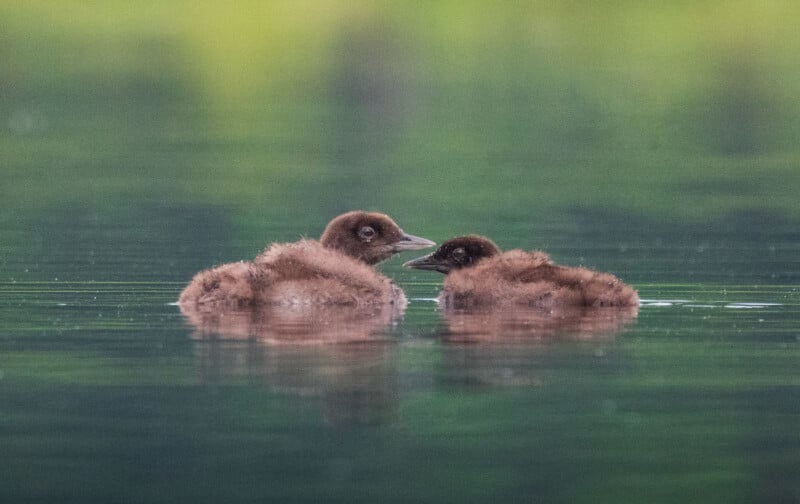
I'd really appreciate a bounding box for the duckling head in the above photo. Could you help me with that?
[320,211,435,265]
[404,235,500,274]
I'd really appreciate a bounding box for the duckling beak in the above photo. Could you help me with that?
[392,233,436,252]
[403,254,451,274]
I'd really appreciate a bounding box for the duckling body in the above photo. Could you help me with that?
[251,240,405,305]
[179,211,434,307]
[405,236,638,309]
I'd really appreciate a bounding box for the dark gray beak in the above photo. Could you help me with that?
[403,254,451,274]
[392,233,436,252]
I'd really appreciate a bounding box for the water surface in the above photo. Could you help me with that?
[2,248,798,503]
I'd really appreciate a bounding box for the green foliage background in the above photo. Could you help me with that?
[1,2,799,287]
[3,1,798,220]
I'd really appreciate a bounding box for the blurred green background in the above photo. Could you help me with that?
[2,1,799,280]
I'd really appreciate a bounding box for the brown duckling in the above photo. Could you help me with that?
[179,211,434,307]
[404,235,639,308]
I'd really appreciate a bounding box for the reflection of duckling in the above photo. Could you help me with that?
[405,235,639,308]
[440,306,638,343]
[192,327,399,427]
[179,211,434,307]
[182,302,403,344]
[437,310,631,388]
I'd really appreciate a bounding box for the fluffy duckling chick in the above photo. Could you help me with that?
[179,211,434,307]
[404,235,639,308]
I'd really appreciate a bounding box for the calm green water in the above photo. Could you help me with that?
[2,3,800,503]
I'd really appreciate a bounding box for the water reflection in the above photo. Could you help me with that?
[193,339,398,427]
[434,306,636,389]
[439,306,638,343]
[180,302,404,344]
[182,303,403,427]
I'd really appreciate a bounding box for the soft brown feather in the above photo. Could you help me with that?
[441,249,638,308]
[178,211,431,307]
[405,236,638,309]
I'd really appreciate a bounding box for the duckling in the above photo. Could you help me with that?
[179,211,434,307]
[404,235,639,308]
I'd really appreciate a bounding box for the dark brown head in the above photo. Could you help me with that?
[319,211,435,265]
[403,235,501,274]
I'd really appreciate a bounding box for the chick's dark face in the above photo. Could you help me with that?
[320,211,435,265]
[404,236,501,274]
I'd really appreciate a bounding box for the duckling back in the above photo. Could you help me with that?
[441,249,638,308]
[179,240,404,308]
[254,240,404,306]
[178,261,269,307]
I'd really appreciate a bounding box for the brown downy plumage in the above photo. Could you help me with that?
[179,211,434,307]
[405,235,639,309]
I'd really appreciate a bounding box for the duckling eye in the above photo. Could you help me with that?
[358,225,377,242]
[451,247,466,262]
